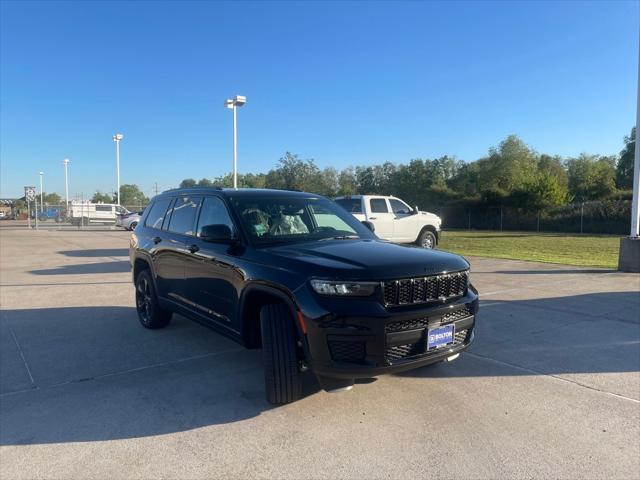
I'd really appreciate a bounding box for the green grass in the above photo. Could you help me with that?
[438,231,621,268]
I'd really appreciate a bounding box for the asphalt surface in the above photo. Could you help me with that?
[1,225,639,479]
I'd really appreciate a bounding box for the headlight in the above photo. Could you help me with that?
[310,279,378,297]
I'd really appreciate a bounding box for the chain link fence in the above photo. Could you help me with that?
[438,200,631,235]
[15,204,149,230]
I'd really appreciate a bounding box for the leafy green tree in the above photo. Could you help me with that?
[616,127,635,189]
[92,191,114,203]
[43,193,61,205]
[197,178,214,187]
[119,184,149,206]
[338,167,358,195]
[566,154,617,201]
[179,178,197,188]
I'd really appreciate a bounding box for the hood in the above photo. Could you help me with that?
[259,239,468,280]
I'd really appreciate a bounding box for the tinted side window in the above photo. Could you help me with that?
[144,198,172,230]
[167,196,200,235]
[369,198,388,213]
[335,198,363,214]
[389,199,411,214]
[95,205,111,212]
[196,196,234,237]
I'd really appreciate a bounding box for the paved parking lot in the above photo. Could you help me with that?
[1,226,639,479]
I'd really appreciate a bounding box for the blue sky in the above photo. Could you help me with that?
[0,0,637,199]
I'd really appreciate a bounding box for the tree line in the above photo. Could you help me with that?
[178,128,635,213]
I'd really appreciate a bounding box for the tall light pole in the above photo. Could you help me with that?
[112,133,124,205]
[224,95,246,189]
[63,159,70,208]
[39,171,44,213]
[618,33,640,272]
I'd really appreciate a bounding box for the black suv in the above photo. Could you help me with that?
[130,188,478,404]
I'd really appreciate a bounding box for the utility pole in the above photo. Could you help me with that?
[154,182,159,196]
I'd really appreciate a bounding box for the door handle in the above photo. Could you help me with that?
[188,244,200,253]
[152,236,162,244]
[369,217,377,220]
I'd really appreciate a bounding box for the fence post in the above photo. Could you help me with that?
[580,202,584,234]
[500,207,503,232]
[468,211,471,231]
[537,211,540,232]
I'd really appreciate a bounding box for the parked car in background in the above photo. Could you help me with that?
[116,211,142,230]
[130,187,477,405]
[68,202,129,226]
[35,207,66,222]
[334,195,442,248]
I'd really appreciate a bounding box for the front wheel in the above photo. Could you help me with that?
[260,304,302,405]
[416,230,437,249]
[129,221,138,230]
[135,270,172,329]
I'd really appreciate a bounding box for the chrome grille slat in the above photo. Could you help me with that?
[381,271,469,307]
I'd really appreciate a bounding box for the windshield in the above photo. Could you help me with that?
[229,196,375,245]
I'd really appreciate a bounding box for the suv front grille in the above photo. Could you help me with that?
[382,271,469,307]
[385,305,473,334]
[385,329,468,364]
[328,340,366,363]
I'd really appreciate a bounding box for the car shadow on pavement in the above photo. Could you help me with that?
[29,261,130,275]
[0,306,319,446]
[0,291,638,446]
[58,248,129,258]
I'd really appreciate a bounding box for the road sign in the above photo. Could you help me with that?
[24,186,36,202]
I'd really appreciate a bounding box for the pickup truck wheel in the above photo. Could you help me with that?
[260,304,302,405]
[135,270,172,329]
[417,230,436,249]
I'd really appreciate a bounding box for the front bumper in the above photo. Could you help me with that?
[301,287,478,380]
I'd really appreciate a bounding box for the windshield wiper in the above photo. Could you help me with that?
[318,235,359,241]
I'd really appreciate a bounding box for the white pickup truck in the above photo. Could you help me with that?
[334,195,442,248]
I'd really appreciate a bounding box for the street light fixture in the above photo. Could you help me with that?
[112,133,124,205]
[63,159,70,209]
[224,95,246,189]
[39,171,44,213]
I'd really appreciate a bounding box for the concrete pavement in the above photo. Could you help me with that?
[0,227,638,479]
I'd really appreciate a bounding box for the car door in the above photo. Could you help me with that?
[182,195,242,328]
[389,198,418,242]
[142,197,174,296]
[157,195,201,304]
[367,197,394,239]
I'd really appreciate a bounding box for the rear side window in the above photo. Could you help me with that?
[144,198,172,230]
[167,196,200,236]
[196,196,234,237]
[335,198,363,214]
[95,205,111,212]
[369,198,388,213]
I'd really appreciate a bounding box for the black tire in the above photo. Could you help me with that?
[416,229,437,249]
[260,304,302,405]
[129,221,138,230]
[135,269,172,329]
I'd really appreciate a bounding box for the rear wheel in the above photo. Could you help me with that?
[416,229,436,249]
[129,221,138,230]
[260,304,302,405]
[135,270,172,329]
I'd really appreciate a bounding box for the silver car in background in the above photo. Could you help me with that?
[116,210,142,230]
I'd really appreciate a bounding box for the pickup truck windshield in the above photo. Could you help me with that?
[230,196,372,245]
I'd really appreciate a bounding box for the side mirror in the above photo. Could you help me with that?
[200,224,235,243]
[361,220,375,232]
[413,206,420,215]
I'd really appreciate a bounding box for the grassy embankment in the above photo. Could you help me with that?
[439,231,621,268]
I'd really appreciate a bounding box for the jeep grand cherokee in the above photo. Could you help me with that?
[129,188,478,404]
